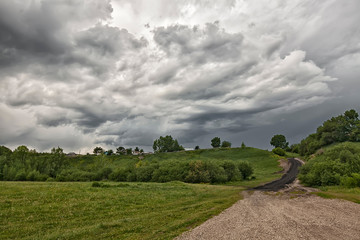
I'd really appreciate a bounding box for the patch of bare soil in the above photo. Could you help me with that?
[176,189,360,240]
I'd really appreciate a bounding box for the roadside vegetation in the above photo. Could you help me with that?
[294,109,360,203]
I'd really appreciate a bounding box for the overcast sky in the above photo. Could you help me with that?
[1,0,359,153]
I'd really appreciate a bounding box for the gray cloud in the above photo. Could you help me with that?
[0,0,358,152]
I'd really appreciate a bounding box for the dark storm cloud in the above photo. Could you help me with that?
[0,0,358,152]
[153,23,243,62]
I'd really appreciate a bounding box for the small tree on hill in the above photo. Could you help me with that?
[93,147,103,155]
[270,134,289,150]
[126,148,132,155]
[116,146,126,155]
[153,135,184,153]
[221,141,232,148]
[195,145,200,150]
[211,137,221,148]
[241,142,246,149]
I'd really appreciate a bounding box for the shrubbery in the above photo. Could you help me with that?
[272,147,286,156]
[0,144,256,184]
[299,142,360,187]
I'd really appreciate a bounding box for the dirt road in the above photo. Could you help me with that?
[254,158,302,191]
[176,159,360,240]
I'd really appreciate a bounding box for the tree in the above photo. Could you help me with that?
[221,141,232,148]
[153,135,184,153]
[93,147,103,155]
[134,147,140,152]
[270,134,289,149]
[0,146,12,156]
[105,149,113,155]
[116,146,126,155]
[211,137,221,148]
[195,145,200,150]
[140,149,144,153]
[241,142,246,149]
[126,148,132,155]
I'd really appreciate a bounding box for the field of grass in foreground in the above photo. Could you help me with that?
[315,186,360,204]
[0,181,241,240]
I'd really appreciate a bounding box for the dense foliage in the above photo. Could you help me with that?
[270,134,289,150]
[272,147,286,156]
[211,137,221,148]
[299,142,360,187]
[152,135,184,153]
[299,109,360,156]
[0,145,257,183]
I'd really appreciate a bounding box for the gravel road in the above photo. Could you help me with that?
[176,159,360,240]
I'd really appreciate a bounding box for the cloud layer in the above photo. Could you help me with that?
[0,0,359,152]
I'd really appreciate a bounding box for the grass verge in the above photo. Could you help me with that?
[314,186,360,204]
[0,181,241,240]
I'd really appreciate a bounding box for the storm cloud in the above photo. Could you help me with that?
[0,0,359,152]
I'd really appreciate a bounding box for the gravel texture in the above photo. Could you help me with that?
[176,158,360,240]
[176,191,360,240]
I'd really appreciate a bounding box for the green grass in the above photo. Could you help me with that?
[0,147,285,239]
[315,186,360,204]
[0,181,242,240]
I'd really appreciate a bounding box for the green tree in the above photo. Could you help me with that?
[241,142,246,149]
[153,135,184,153]
[270,134,289,149]
[134,147,140,152]
[0,146,12,156]
[211,137,221,148]
[116,146,125,155]
[126,148,132,155]
[93,147,103,155]
[221,141,232,148]
[195,146,200,150]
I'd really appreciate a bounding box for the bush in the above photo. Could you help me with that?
[272,147,286,156]
[221,161,240,181]
[185,161,210,183]
[237,162,253,180]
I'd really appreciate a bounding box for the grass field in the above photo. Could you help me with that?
[0,147,284,239]
[0,181,242,240]
[315,186,360,204]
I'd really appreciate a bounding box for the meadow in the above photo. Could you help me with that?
[0,181,241,240]
[0,147,284,239]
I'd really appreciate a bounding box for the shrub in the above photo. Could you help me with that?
[221,161,240,181]
[185,161,210,183]
[237,162,253,180]
[221,141,232,148]
[272,147,286,156]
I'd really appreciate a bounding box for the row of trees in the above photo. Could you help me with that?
[0,145,67,181]
[93,146,144,155]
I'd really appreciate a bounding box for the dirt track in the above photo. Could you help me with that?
[176,159,360,240]
[254,158,302,191]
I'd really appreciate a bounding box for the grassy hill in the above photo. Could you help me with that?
[67,147,283,187]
